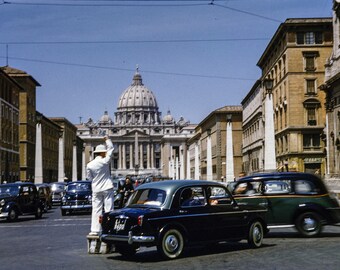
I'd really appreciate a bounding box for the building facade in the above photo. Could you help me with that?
[188,106,243,181]
[1,66,41,182]
[77,70,192,178]
[0,68,20,183]
[321,1,340,183]
[257,18,333,175]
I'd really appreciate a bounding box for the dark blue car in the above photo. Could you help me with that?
[100,180,268,259]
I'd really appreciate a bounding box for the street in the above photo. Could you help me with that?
[0,206,340,270]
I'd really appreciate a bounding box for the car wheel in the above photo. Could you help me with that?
[7,208,18,222]
[248,221,264,248]
[295,212,322,237]
[115,244,137,257]
[35,206,43,219]
[61,209,67,216]
[157,228,184,260]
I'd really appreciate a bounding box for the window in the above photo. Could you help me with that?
[263,180,291,194]
[307,108,317,126]
[303,134,320,149]
[305,56,315,71]
[306,79,316,95]
[297,32,323,45]
[294,180,319,195]
[180,187,206,207]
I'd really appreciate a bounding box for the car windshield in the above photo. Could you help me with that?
[66,183,91,192]
[128,188,166,207]
[0,185,19,196]
[51,183,65,192]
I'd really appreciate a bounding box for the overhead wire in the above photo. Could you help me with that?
[0,55,256,81]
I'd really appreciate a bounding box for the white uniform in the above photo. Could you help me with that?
[86,139,114,234]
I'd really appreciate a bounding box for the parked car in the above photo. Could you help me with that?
[231,172,340,237]
[36,183,52,212]
[0,182,43,221]
[50,182,67,205]
[60,181,92,216]
[100,180,268,259]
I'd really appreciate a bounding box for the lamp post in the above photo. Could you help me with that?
[263,78,276,171]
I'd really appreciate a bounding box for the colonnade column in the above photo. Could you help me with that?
[118,144,122,170]
[34,120,43,184]
[82,144,86,180]
[186,145,191,179]
[139,144,144,169]
[151,143,155,168]
[206,129,213,180]
[180,145,185,179]
[147,143,151,169]
[134,132,139,168]
[129,144,133,169]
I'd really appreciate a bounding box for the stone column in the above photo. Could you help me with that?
[226,117,235,182]
[118,144,122,170]
[186,145,191,179]
[129,144,133,169]
[34,121,43,184]
[72,140,77,181]
[175,156,179,180]
[194,142,200,179]
[147,143,151,169]
[82,144,86,180]
[139,144,144,169]
[206,130,213,180]
[151,143,155,168]
[180,145,185,179]
[264,86,276,171]
[134,132,139,167]
[58,130,65,182]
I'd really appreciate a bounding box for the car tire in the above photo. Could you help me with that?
[7,208,18,222]
[295,211,322,237]
[115,244,137,257]
[248,221,264,248]
[157,228,184,260]
[35,206,43,219]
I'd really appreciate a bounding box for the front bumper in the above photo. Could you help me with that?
[0,212,9,218]
[61,204,92,210]
[101,231,155,245]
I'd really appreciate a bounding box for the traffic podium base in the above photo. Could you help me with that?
[86,234,113,254]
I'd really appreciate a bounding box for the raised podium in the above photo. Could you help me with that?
[86,234,113,254]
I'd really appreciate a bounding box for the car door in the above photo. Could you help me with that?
[176,186,211,243]
[207,185,250,240]
[18,185,32,213]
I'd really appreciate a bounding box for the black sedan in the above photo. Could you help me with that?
[100,180,268,259]
[61,181,92,216]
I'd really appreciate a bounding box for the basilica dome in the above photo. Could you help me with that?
[117,70,158,109]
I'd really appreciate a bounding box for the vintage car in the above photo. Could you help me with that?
[0,182,43,221]
[60,181,92,216]
[100,180,268,259]
[50,182,67,205]
[231,172,340,237]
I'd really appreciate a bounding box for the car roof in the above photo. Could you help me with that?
[136,179,225,192]
[238,172,321,182]
[66,180,91,185]
[0,182,35,187]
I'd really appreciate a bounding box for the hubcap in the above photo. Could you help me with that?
[164,234,179,253]
[302,217,317,231]
[253,225,262,243]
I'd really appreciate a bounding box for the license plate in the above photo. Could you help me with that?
[114,219,126,232]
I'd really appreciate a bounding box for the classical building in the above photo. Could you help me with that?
[0,68,20,183]
[187,106,243,181]
[320,1,340,184]
[256,18,333,175]
[1,66,41,182]
[77,69,192,178]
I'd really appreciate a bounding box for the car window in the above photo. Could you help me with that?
[208,186,232,205]
[0,185,19,196]
[263,180,291,195]
[233,181,260,196]
[66,183,91,192]
[130,188,166,206]
[294,180,319,195]
[180,187,206,207]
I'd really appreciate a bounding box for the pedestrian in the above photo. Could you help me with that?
[86,136,115,236]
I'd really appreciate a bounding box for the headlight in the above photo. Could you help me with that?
[88,195,92,202]
[61,197,67,203]
[0,199,5,206]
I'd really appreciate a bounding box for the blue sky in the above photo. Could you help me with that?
[0,0,332,124]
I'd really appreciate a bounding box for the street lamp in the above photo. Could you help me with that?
[226,114,232,122]
[263,78,274,94]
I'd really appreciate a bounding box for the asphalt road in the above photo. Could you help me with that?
[0,206,340,270]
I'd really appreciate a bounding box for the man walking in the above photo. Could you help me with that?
[86,136,115,236]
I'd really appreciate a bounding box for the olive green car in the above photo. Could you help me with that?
[231,172,340,237]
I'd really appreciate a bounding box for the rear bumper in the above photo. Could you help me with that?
[101,231,155,245]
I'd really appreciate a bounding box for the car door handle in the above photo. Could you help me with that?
[179,210,187,214]
[259,202,268,206]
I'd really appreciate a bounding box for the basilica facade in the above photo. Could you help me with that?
[76,69,193,178]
